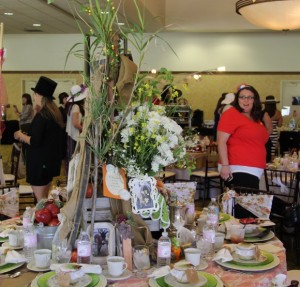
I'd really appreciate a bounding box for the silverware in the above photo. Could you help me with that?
[0,271,21,279]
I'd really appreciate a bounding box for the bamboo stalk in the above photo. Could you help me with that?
[0,23,3,73]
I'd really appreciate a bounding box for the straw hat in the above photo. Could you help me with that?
[67,85,87,102]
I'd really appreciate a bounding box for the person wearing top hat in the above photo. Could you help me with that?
[66,84,87,164]
[14,76,64,201]
[262,95,283,157]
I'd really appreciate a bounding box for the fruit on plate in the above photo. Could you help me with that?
[239,218,258,225]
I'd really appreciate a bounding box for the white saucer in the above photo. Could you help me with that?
[102,269,132,281]
[27,261,51,272]
[2,241,23,250]
[196,260,208,271]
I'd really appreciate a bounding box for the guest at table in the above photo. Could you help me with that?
[14,76,64,201]
[217,84,269,189]
[262,95,283,157]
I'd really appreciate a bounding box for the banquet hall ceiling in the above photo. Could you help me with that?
[0,0,272,34]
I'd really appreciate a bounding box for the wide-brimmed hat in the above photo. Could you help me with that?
[31,76,57,100]
[221,93,235,105]
[67,84,87,102]
[263,95,280,104]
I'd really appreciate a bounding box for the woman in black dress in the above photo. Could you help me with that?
[14,76,64,201]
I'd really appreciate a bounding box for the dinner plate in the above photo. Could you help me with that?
[244,231,275,243]
[102,269,132,281]
[230,252,268,266]
[2,241,23,250]
[27,261,51,272]
[149,271,223,287]
[0,262,25,274]
[164,273,207,287]
[33,272,107,287]
[219,213,230,223]
[196,259,209,271]
[216,251,280,272]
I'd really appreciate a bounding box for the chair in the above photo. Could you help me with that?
[4,143,21,186]
[190,147,222,206]
[0,185,19,220]
[264,168,300,205]
[155,170,176,183]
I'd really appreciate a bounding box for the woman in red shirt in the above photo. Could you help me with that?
[217,84,269,189]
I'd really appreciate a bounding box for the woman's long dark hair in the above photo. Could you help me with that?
[40,97,64,128]
[66,99,85,117]
[232,85,262,122]
[263,102,276,118]
[22,93,33,106]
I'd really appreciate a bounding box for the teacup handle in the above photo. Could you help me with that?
[122,262,128,272]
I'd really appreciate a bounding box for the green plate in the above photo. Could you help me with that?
[219,213,230,223]
[216,251,280,272]
[244,231,275,243]
[155,271,218,287]
[0,262,24,274]
[229,251,273,267]
[37,272,100,287]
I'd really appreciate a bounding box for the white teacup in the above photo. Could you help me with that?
[184,248,201,267]
[235,243,256,261]
[34,249,51,268]
[9,230,22,247]
[107,256,128,277]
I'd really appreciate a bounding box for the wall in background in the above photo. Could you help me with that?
[4,71,300,122]
[3,32,300,121]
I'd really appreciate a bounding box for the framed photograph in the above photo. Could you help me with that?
[87,222,115,264]
[128,176,159,215]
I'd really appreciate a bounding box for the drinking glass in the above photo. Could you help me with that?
[133,245,150,277]
[173,206,186,237]
[54,239,72,263]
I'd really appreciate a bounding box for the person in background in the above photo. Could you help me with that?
[66,84,87,164]
[262,95,283,157]
[213,93,227,141]
[217,84,269,189]
[58,92,69,173]
[13,93,34,134]
[13,93,34,162]
[14,76,64,201]
[218,93,236,115]
[191,109,204,129]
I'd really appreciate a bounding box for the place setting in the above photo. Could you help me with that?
[101,255,132,281]
[0,249,27,275]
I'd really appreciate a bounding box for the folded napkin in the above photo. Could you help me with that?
[50,263,102,274]
[213,248,233,262]
[270,274,287,287]
[257,244,283,254]
[5,250,26,263]
[147,266,171,279]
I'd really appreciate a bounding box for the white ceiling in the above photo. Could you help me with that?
[0,0,277,35]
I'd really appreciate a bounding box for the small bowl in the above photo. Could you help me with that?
[235,243,256,261]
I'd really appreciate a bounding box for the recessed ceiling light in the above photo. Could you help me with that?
[33,24,41,27]
[4,12,13,16]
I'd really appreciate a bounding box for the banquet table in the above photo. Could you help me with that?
[3,235,287,287]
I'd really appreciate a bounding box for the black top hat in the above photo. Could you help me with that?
[263,95,280,104]
[31,76,57,100]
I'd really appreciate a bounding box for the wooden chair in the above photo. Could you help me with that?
[4,143,21,186]
[190,148,222,206]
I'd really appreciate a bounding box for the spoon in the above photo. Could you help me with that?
[0,271,21,279]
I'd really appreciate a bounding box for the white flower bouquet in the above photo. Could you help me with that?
[114,103,187,178]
